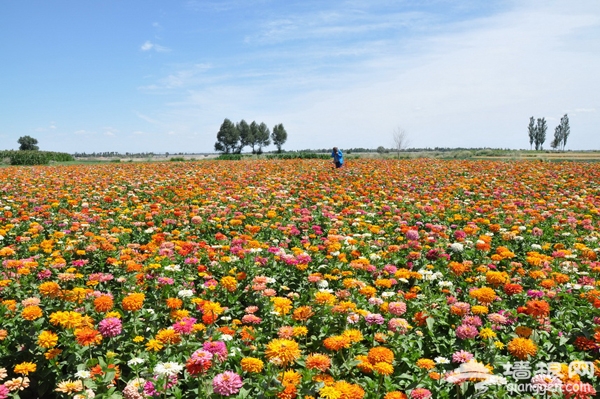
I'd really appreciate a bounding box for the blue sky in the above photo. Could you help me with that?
[1,0,599,153]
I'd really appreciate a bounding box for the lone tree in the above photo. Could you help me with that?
[271,124,287,153]
[528,117,536,150]
[214,119,239,154]
[392,127,410,158]
[18,135,39,151]
[550,114,571,151]
[534,118,547,150]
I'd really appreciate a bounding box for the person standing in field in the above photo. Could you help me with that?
[331,147,344,169]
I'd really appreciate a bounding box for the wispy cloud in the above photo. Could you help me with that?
[140,40,170,52]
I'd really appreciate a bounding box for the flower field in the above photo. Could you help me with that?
[0,159,599,399]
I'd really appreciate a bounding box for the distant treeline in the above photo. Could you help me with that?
[1,150,74,165]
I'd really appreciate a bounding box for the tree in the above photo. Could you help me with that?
[18,135,39,151]
[271,123,287,153]
[392,127,410,158]
[214,119,239,154]
[534,118,547,150]
[235,120,251,154]
[254,122,271,155]
[560,114,570,151]
[528,117,536,150]
[376,146,386,154]
[551,124,562,151]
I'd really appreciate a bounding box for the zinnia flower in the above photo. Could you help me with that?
[98,317,122,338]
[265,339,301,366]
[240,357,264,373]
[212,371,243,396]
[507,337,537,359]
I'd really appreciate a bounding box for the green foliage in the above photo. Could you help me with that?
[17,135,39,151]
[169,157,186,162]
[266,152,329,159]
[216,154,243,160]
[214,118,239,154]
[0,150,74,165]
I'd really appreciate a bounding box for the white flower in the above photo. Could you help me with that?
[220,334,233,341]
[153,362,183,376]
[164,264,181,272]
[438,281,453,287]
[381,291,395,298]
[127,357,145,366]
[178,289,194,298]
[75,370,91,379]
[317,280,329,289]
[531,244,542,250]
[450,243,464,252]
[435,356,450,364]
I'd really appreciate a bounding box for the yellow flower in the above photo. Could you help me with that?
[479,328,497,340]
[14,362,37,375]
[145,339,164,352]
[373,362,394,375]
[241,357,264,373]
[37,331,59,348]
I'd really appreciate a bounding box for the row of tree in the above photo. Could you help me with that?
[214,119,288,154]
[528,114,570,151]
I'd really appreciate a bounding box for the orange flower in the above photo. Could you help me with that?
[367,347,394,364]
[74,327,102,346]
[292,306,314,321]
[265,339,301,367]
[93,295,114,312]
[507,337,537,360]
[323,335,351,351]
[220,276,238,292]
[155,328,181,345]
[21,305,43,321]
[122,293,145,311]
[525,300,550,318]
[384,392,408,399]
[306,353,331,372]
[416,358,436,370]
[373,362,394,375]
[38,281,62,298]
[469,287,496,304]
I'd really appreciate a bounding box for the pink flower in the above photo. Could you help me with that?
[452,350,474,363]
[98,317,122,338]
[365,313,385,325]
[212,371,243,396]
[172,317,197,335]
[411,388,432,399]
[0,384,9,399]
[406,230,420,241]
[203,341,228,362]
[388,301,407,316]
[455,324,478,339]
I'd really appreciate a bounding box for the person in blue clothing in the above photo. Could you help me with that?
[331,147,343,168]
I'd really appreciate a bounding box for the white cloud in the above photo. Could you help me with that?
[140,41,170,52]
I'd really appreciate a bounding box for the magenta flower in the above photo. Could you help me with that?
[98,317,122,338]
[365,313,385,325]
[212,371,243,396]
[172,317,197,335]
[203,340,228,362]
